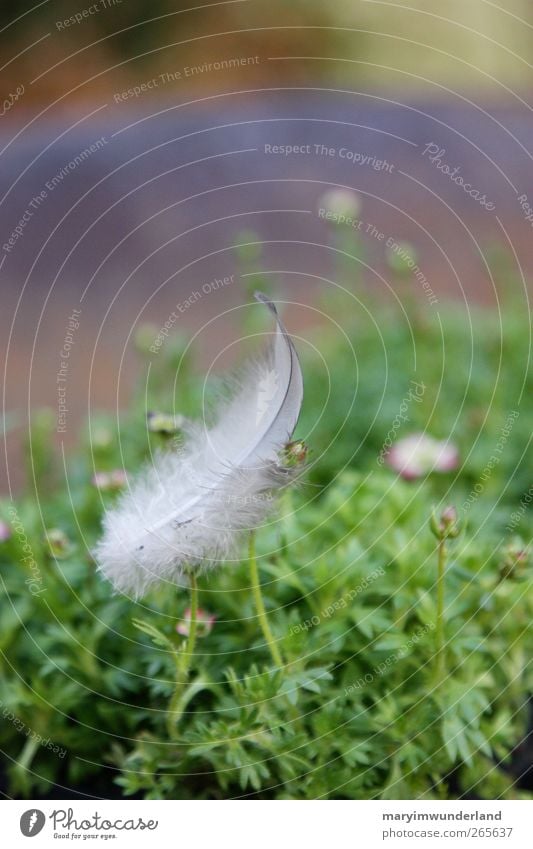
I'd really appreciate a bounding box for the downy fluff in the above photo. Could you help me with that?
[95,292,304,597]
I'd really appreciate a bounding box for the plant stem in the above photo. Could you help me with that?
[181,572,199,678]
[435,538,446,685]
[14,734,40,794]
[167,573,198,737]
[279,488,293,554]
[249,531,283,668]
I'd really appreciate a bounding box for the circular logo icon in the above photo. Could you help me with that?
[20,810,46,837]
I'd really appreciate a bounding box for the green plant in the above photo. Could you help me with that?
[0,290,531,799]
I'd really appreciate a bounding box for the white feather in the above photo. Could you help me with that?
[95,292,304,598]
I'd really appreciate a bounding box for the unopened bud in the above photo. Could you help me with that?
[177,607,216,638]
[499,538,529,581]
[0,521,11,543]
[281,440,308,468]
[430,505,460,540]
[134,323,160,355]
[91,425,113,450]
[147,411,185,436]
[45,528,74,559]
[386,241,418,276]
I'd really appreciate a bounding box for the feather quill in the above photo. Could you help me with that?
[95,292,304,597]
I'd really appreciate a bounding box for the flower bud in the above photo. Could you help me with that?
[134,323,160,355]
[319,188,362,220]
[45,528,74,559]
[430,505,461,540]
[176,608,216,637]
[281,440,308,468]
[91,425,113,450]
[147,412,185,436]
[234,229,263,263]
[499,538,529,581]
[386,241,418,276]
[0,521,11,543]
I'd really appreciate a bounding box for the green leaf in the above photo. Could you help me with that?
[132,618,177,652]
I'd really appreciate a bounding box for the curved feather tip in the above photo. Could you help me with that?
[95,292,304,598]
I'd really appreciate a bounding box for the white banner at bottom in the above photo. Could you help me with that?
[2,799,531,848]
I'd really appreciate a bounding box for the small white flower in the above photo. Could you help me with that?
[319,188,361,219]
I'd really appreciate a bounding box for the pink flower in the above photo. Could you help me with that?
[0,521,11,542]
[176,608,216,638]
[92,470,127,492]
[385,433,459,480]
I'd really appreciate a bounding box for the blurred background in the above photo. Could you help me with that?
[1,0,533,491]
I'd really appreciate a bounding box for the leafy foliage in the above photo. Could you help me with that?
[0,290,531,799]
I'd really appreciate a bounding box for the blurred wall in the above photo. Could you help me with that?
[1,0,533,492]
